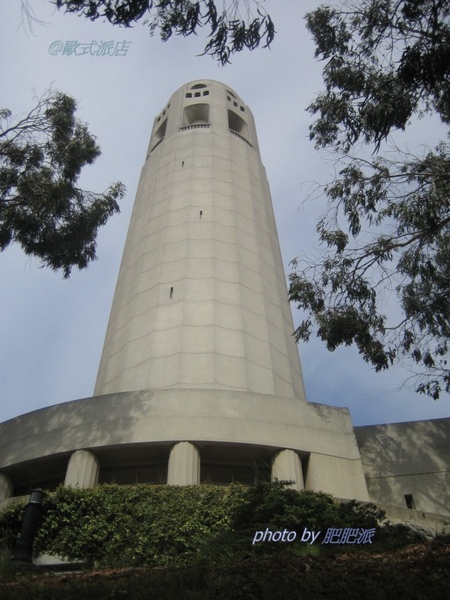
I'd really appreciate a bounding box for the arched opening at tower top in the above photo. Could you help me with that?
[152,118,167,145]
[228,110,250,143]
[182,103,210,126]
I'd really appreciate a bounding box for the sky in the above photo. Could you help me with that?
[1,0,449,426]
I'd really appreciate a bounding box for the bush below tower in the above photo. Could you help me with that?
[0,482,424,568]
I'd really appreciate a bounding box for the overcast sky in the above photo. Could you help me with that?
[1,0,449,426]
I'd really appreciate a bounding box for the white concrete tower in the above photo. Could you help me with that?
[95,80,306,400]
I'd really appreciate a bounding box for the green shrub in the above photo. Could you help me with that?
[228,482,397,557]
[31,484,248,566]
[0,500,26,553]
[435,523,450,544]
[375,522,424,550]
[0,483,423,568]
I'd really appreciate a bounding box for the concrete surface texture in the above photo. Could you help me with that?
[355,419,450,517]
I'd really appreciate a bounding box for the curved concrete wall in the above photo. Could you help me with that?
[0,390,369,501]
[0,390,357,464]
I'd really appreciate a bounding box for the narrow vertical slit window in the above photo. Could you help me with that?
[170,287,174,299]
[404,494,415,509]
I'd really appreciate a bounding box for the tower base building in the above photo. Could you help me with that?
[1,82,449,523]
[0,389,369,499]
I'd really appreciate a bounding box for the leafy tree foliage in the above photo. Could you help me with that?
[289,0,450,398]
[53,0,275,64]
[0,90,124,277]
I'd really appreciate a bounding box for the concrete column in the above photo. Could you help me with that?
[65,449,99,488]
[0,472,13,503]
[271,449,304,491]
[167,442,200,486]
[305,453,370,501]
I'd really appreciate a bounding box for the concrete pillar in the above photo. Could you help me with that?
[65,449,99,488]
[271,449,304,491]
[0,472,13,503]
[305,453,370,501]
[167,442,200,486]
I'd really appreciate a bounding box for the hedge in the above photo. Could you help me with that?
[0,482,422,567]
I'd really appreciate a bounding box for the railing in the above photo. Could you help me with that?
[151,125,253,153]
[179,123,211,131]
[149,137,164,154]
[229,129,253,147]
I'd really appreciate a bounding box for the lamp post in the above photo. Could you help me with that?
[12,489,45,567]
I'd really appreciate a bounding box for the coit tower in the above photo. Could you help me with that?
[0,81,369,502]
[94,80,306,401]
